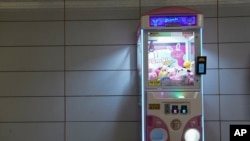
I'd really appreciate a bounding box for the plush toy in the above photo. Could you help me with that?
[187,72,194,85]
[154,67,162,76]
[176,67,189,80]
[167,67,178,80]
[183,60,195,74]
[157,67,168,80]
[183,60,191,70]
[178,67,195,85]
[148,67,158,80]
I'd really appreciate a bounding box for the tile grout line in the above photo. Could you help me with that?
[63,0,67,141]
[216,1,222,141]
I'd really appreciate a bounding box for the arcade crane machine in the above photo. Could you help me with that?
[137,6,206,141]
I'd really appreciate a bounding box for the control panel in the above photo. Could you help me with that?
[164,102,190,115]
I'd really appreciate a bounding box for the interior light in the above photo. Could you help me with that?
[157,37,178,43]
[178,95,185,99]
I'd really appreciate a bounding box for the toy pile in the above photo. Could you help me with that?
[148,60,195,86]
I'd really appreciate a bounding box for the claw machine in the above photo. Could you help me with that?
[137,6,206,141]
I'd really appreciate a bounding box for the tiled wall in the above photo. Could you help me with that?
[0,0,250,141]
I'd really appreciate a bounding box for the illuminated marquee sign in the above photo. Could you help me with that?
[149,15,197,27]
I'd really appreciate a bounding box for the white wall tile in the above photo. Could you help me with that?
[65,0,139,20]
[203,44,218,69]
[0,123,64,141]
[204,121,220,141]
[0,97,64,122]
[0,47,64,71]
[190,4,217,18]
[219,69,250,94]
[219,43,250,68]
[203,70,219,94]
[66,45,136,70]
[203,18,218,43]
[220,95,250,120]
[0,72,64,96]
[66,96,138,121]
[221,121,250,141]
[219,3,250,17]
[204,95,219,120]
[66,71,137,96]
[65,20,138,45]
[0,22,64,46]
[66,122,139,141]
[219,17,250,43]
[0,8,64,21]
[66,8,139,20]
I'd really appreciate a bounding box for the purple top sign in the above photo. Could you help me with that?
[149,15,197,27]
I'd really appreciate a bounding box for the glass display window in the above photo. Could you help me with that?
[147,31,195,86]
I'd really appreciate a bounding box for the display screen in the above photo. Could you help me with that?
[149,15,197,27]
[196,56,207,74]
[148,31,195,86]
[198,64,205,73]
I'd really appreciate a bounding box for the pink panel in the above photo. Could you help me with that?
[146,115,170,141]
[181,115,202,141]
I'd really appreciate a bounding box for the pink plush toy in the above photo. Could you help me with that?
[187,72,194,85]
[154,67,162,76]
[148,67,157,80]
[167,67,177,80]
